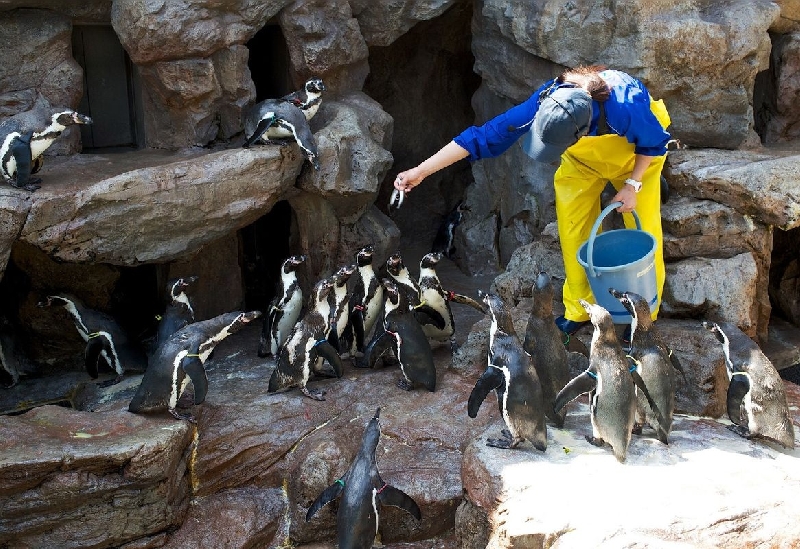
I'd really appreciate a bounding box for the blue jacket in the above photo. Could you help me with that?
[453,70,671,160]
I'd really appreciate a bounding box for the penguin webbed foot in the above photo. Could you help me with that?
[301,385,327,401]
[96,374,123,388]
[449,337,459,354]
[727,423,755,439]
[631,423,644,436]
[170,408,197,424]
[585,435,605,447]
[11,178,41,192]
[486,430,520,449]
[397,378,414,391]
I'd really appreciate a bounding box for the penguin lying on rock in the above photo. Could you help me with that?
[258,255,306,358]
[0,104,92,191]
[242,78,325,169]
[704,321,794,448]
[268,277,344,401]
[130,310,260,422]
[39,294,146,387]
[468,292,547,450]
[306,407,421,549]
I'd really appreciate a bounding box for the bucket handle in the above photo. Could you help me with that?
[586,201,642,278]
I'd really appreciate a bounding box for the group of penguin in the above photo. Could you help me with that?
[263,245,486,400]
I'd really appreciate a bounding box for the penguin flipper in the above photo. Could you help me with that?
[10,132,40,191]
[350,309,365,350]
[378,485,422,520]
[467,367,504,418]
[446,292,488,314]
[413,305,445,330]
[306,480,345,521]
[554,371,597,414]
[243,117,275,148]
[362,330,395,369]
[84,335,110,379]
[726,373,750,426]
[312,340,343,378]
[181,355,209,405]
[668,348,687,383]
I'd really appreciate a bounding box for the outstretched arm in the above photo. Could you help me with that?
[393,141,470,193]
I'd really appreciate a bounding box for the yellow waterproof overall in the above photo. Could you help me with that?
[554,99,671,322]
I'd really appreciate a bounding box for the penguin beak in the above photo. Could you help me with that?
[608,288,623,299]
[373,407,381,419]
[74,113,92,125]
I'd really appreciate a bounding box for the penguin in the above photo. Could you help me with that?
[327,263,357,354]
[156,276,199,348]
[341,245,384,357]
[258,255,306,358]
[268,277,344,400]
[0,106,92,191]
[129,310,260,422]
[431,202,469,258]
[385,253,421,309]
[554,300,637,462]
[39,294,146,387]
[467,292,547,451]
[704,321,794,448]
[242,78,325,169]
[417,252,487,351]
[522,272,571,428]
[306,407,421,549]
[610,288,676,443]
[359,278,438,392]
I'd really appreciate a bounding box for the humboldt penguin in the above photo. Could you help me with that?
[554,300,637,462]
[0,105,92,191]
[268,277,344,400]
[431,202,469,259]
[327,263,357,354]
[129,310,260,422]
[704,321,794,448]
[610,288,677,443]
[417,252,486,352]
[359,278,439,392]
[468,292,547,451]
[242,78,325,169]
[522,272,570,428]
[39,294,146,386]
[385,253,421,309]
[341,245,383,357]
[156,276,199,348]
[306,407,421,549]
[258,255,306,358]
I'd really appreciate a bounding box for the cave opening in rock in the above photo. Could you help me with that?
[769,226,800,327]
[72,25,145,151]
[239,200,299,313]
[246,23,292,102]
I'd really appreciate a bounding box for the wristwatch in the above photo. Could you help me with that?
[625,178,642,193]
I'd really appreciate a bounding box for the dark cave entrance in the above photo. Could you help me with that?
[246,24,292,102]
[72,25,145,151]
[239,200,299,313]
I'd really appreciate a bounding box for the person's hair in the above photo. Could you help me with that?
[559,65,611,102]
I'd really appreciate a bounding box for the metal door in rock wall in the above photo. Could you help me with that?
[72,25,140,149]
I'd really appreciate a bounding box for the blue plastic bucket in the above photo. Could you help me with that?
[577,201,657,324]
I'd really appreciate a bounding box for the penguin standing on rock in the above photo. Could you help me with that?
[385,253,421,309]
[431,202,469,259]
[327,263,357,354]
[242,78,325,169]
[258,255,306,358]
[129,310,260,422]
[610,288,677,443]
[306,407,421,549]
[358,278,440,392]
[468,292,547,451]
[341,246,383,357]
[0,105,92,191]
[156,276,199,349]
[268,277,344,400]
[522,272,570,428]
[39,294,146,387]
[704,321,794,448]
[554,300,637,462]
